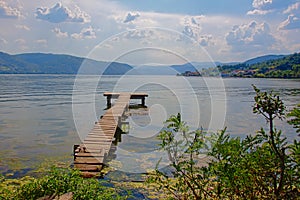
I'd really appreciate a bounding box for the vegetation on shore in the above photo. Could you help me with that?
[218,53,300,78]
[0,167,128,199]
[147,85,300,199]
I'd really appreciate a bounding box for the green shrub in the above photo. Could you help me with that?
[148,86,300,199]
[0,167,125,200]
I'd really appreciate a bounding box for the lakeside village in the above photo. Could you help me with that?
[177,69,256,77]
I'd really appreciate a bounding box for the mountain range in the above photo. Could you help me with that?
[0,52,132,75]
[0,51,296,76]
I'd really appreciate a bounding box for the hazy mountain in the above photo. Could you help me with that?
[0,51,296,76]
[244,55,286,65]
[0,52,132,75]
[127,66,178,75]
[169,55,288,74]
[170,61,235,74]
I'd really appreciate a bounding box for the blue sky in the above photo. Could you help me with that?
[0,0,300,65]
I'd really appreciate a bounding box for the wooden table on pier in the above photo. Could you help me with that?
[103,92,148,108]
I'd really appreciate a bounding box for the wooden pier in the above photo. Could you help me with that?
[73,92,148,177]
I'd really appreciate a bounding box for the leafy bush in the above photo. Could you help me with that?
[0,167,125,200]
[148,86,300,199]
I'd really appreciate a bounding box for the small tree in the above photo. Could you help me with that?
[252,85,287,197]
[147,113,215,199]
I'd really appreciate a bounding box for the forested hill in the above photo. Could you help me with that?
[0,52,132,75]
[218,53,300,78]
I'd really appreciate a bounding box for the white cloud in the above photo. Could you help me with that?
[180,16,202,39]
[52,28,68,38]
[123,29,156,40]
[15,25,30,31]
[123,12,140,23]
[248,0,273,15]
[283,2,300,14]
[199,34,213,46]
[0,0,21,19]
[71,26,96,39]
[226,21,276,51]
[248,0,295,15]
[252,0,273,9]
[247,9,272,15]
[178,16,215,46]
[35,2,91,23]
[279,14,300,30]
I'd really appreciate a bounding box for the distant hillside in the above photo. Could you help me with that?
[170,62,227,74]
[244,55,285,65]
[219,53,300,78]
[0,52,132,75]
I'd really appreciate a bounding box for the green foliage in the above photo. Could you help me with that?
[0,167,125,200]
[148,113,215,199]
[288,104,300,134]
[219,52,300,78]
[148,86,300,199]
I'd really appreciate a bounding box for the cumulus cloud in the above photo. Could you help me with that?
[179,16,213,46]
[247,9,272,15]
[252,0,273,9]
[123,12,140,23]
[248,0,273,15]
[123,29,155,40]
[0,0,21,18]
[71,26,96,39]
[52,28,68,38]
[199,35,213,46]
[35,2,91,23]
[226,21,276,51]
[181,16,202,38]
[248,0,295,15]
[279,14,300,30]
[283,2,300,14]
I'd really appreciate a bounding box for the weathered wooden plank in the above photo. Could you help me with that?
[80,143,111,148]
[87,133,115,137]
[74,157,105,164]
[75,151,105,157]
[84,137,113,141]
[82,142,111,146]
[74,164,103,171]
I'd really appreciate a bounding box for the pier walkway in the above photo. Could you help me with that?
[73,92,148,177]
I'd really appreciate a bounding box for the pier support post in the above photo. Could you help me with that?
[106,96,112,108]
[141,97,145,106]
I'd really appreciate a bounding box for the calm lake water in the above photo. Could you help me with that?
[0,75,299,176]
